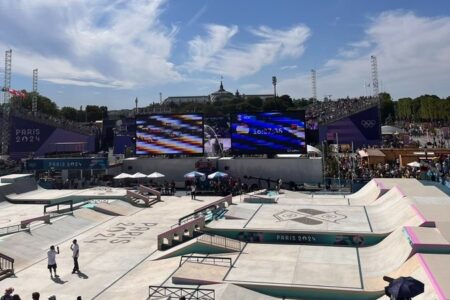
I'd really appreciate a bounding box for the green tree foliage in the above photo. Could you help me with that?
[393,95,450,121]
[60,106,78,121]
[85,105,107,122]
[11,91,59,116]
[379,92,395,123]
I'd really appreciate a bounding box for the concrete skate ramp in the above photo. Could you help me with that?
[367,196,422,233]
[6,186,127,204]
[92,200,140,216]
[0,183,14,202]
[280,179,386,206]
[360,227,413,288]
[212,283,281,300]
[212,196,426,236]
[0,209,112,270]
[346,179,386,205]
[0,174,37,195]
[224,205,259,220]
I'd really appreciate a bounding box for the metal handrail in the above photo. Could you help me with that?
[0,223,29,236]
[0,253,14,273]
[148,286,215,300]
[179,255,232,267]
[197,234,242,251]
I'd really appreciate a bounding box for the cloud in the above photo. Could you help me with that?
[0,0,181,89]
[279,11,450,100]
[186,24,310,79]
[281,65,298,70]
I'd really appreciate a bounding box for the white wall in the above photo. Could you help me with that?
[122,157,322,185]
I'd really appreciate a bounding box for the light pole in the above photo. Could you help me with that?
[272,76,277,100]
[135,97,138,115]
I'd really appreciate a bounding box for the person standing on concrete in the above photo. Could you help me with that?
[70,239,80,274]
[191,183,196,200]
[31,292,40,300]
[47,245,60,278]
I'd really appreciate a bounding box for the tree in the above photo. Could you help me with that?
[85,105,104,122]
[60,106,78,121]
[379,92,395,123]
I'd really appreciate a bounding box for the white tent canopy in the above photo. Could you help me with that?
[307,145,322,154]
[114,173,132,180]
[147,172,165,179]
[407,161,421,168]
[131,172,147,179]
[184,171,205,178]
[207,171,228,179]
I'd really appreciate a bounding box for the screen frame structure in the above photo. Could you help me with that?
[134,113,205,156]
[230,110,307,155]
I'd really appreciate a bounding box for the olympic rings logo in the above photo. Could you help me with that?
[361,120,376,128]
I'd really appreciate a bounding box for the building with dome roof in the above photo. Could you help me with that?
[162,80,269,105]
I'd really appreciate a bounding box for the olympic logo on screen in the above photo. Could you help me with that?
[361,120,376,128]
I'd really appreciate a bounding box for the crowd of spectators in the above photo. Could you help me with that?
[306,96,378,125]
[12,107,99,136]
[327,150,450,186]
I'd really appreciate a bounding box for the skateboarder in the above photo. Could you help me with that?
[47,245,60,277]
[70,239,80,274]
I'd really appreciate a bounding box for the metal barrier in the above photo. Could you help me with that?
[179,255,232,267]
[0,224,28,236]
[179,195,232,225]
[0,253,14,274]
[198,234,242,252]
[44,199,74,215]
[148,286,215,300]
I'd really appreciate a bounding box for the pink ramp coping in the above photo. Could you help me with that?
[409,204,428,225]
[373,178,388,191]
[404,226,421,245]
[417,254,447,300]
[393,185,407,198]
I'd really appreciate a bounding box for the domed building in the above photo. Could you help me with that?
[209,81,233,102]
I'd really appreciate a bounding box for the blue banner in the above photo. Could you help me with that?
[25,158,107,170]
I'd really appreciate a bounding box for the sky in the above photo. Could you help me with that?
[1,0,450,110]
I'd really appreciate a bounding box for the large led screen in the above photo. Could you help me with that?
[136,114,203,155]
[231,111,306,154]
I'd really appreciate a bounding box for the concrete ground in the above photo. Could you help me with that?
[0,195,223,299]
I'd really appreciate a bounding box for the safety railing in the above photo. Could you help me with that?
[0,223,28,236]
[0,253,14,273]
[179,255,232,267]
[148,286,215,300]
[198,234,242,252]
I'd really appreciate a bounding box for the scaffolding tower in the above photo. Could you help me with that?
[32,69,38,113]
[311,69,317,101]
[370,55,379,97]
[1,49,12,156]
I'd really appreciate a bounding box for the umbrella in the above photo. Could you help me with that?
[207,171,228,179]
[407,161,421,168]
[184,171,205,178]
[114,173,132,180]
[147,172,165,179]
[131,172,147,179]
[307,145,322,154]
[385,276,424,299]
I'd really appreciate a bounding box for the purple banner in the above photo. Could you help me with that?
[319,106,381,147]
[9,116,95,158]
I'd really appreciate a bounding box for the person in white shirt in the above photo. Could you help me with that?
[47,245,59,277]
[70,239,80,274]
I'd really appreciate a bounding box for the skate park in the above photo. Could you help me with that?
[0,175,449,299]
